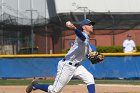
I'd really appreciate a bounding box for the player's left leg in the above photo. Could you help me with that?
[74,65,96,93]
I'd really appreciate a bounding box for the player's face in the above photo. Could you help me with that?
[85,24,94,34]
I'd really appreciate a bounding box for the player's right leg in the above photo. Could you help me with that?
[26,79,39,93]
[26,79,49,93]
[26,60,76,93]
[47,60,76,93]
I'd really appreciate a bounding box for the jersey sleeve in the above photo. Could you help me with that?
[74,29,86,41]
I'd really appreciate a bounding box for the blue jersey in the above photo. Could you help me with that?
[64,29,96,63]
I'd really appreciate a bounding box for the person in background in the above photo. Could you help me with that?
[123,34,137,53]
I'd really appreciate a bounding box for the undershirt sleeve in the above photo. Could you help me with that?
[74,29,86,41]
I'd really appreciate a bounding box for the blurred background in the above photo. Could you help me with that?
[0,0,140,54]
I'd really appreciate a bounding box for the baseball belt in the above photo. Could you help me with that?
[62,58,80,67]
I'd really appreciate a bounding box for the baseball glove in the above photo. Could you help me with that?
[88,52,104,64]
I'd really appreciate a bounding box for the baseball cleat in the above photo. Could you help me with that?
[26,79,38,93]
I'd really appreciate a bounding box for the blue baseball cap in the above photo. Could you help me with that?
[80,19,95,27]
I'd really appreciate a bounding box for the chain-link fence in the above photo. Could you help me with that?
[0,12,140,54]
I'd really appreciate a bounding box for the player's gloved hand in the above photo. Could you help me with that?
[88,51,104,64]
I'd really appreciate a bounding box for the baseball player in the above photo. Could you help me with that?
[26,19,101,93]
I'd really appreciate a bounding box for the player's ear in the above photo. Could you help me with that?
[82,25,86,30]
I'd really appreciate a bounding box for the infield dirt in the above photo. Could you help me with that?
[0,84,140,93]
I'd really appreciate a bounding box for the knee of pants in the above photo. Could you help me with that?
[84,74,95,85]
[48,85,57,93]
[48,85,62,93]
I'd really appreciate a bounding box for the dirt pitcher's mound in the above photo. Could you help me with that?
[0,84,140,93]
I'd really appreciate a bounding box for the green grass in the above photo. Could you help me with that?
[95,80,140,85]
[0,79,140,85]
[0,79,83,85]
